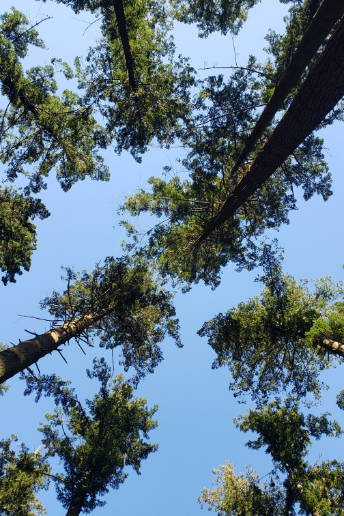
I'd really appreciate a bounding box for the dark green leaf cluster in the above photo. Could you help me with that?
[235,401,344,515]
[0,9,109,193]
[29,359,158,514]
[120,45,332,286]
[199,270,344,404]
[0,187,49,284]
[265,0,321,83]
[0,7,45,58]
[46,0,196,160]
[40,256,181,384]
[237,401,342,470]
[200,402,344,515]
[170,0,261,37]
[0,435,50,515]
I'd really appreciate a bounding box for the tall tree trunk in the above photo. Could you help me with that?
[112,0,138,92]
[230,0,344,179]
[195,15,344,246]
[317,337,344,358]
[0,309,112,384]
[65,491,86,516]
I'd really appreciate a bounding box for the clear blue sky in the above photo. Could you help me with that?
[1,1,344,514]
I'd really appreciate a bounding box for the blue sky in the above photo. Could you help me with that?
[1,1,344,514]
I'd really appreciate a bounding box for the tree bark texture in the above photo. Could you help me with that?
[112,0,138,92]
[65,492,86,516]
[230,0,344,179]
[318,337,344,358]
[195,15,344,246]
[0,309,111,384]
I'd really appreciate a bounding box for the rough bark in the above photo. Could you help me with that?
[195,15,344,246]
[112,0,138,92]
[65,492,86,516]
[230,0,344,179]
[318,337,344,358]
[0,309,112,384]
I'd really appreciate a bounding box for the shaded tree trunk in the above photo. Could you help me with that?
[66,491,86,516]
[230,0,344,179]
[112,0,138,92]
[195,15,344,246]
[0,308,112,384]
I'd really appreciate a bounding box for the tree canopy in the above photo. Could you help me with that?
[1,0,344,514]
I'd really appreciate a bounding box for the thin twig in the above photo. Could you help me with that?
[57,350,68,364]
[19,314,63,323]
[76,342,86,355]
[192,103,266,129]
[199,66,272,79]
[12,16,52,43]
[24,329,38,337]
[82,15,104,35]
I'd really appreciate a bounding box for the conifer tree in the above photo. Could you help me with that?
[0,359,158,515]
[121,1,344,286]
[199,401,344,515]
[199,259,344,404]
[0,256,180,384]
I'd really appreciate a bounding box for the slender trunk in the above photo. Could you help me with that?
[0,309,112,384]
[230,0,344,179]
[195,15,344,246]
[112,0,138,92]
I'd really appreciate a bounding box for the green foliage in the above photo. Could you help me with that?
[0,8,45,58]
[28,358,158,514]
[199,462,283,515]
[199,266,344,404]
[236,401,342,471]
[0,435,50,515]
[200,402,344,515]
[0,187,49,284]
[264,0,321,82]
[45,0,196,159]
[0,8,109,193]
[236,401,344,515]
[121,58,332,286]
[40,256,181,384]
[171,0,262,37]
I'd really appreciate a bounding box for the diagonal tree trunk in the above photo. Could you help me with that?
[229,0,344,180]
[194,14,344,246]
[317,337,344,358]
[0,308,112,384]
[112,0,138,92]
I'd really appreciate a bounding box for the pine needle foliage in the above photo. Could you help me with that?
[25,358,158,515]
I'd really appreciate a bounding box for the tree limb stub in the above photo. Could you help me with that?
[194,14,344,247]
[0,309,112,384]
[229,0,344,180]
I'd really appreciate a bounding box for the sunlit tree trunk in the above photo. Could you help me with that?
[0,309,111,384]
[195,14,344,246]
[318,337,344,357]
